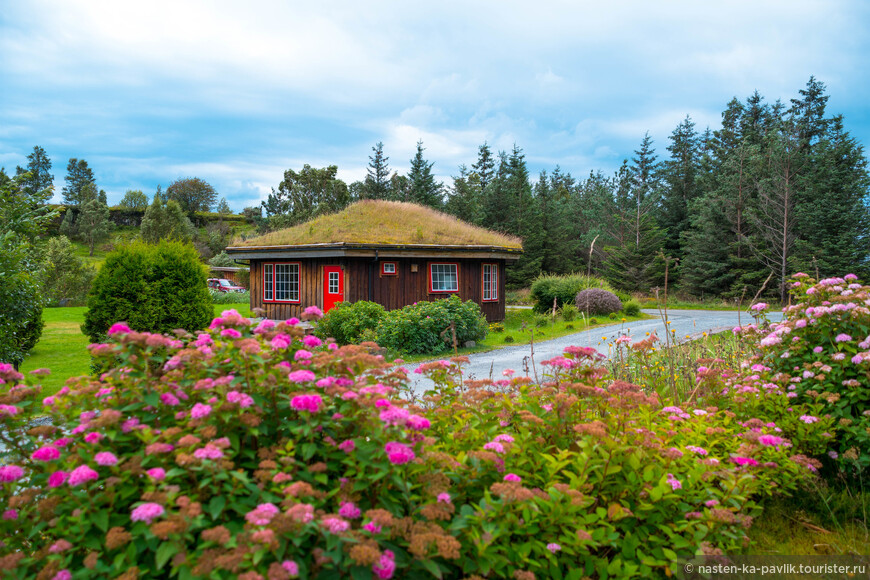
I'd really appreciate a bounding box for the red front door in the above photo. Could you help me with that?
[323,266,344,312]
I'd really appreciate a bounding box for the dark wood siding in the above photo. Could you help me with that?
[249,257,507,322]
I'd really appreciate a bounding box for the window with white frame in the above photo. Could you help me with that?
[429,263,458,292]
[482,263,498,301]
[382,261,397,275]
[263,262,300,302]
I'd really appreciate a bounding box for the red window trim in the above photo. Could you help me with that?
[482,263,499,302]
[428,262,459,293]
[381,261,398,276]
[261,261,301,304]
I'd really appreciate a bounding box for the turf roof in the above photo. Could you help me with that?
[234,201,523,249]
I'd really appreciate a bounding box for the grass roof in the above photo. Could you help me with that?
[233,201,523,249]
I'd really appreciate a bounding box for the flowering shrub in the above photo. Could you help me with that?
[315,300,386,346]
[375,295,487,354]
[575,287,623,316]
[0,300,834,578]
[739,274,870,470]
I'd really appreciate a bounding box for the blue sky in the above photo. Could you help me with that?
[1,1,868,211]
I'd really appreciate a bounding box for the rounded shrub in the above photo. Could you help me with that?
[315,300,386,346]
[375,295,488,354]
[82,240,213,343]
[560,303,578,322]
[0,272,43,368]
[575,287,623,316]
[622,299,642,317]
[530,273,612,314]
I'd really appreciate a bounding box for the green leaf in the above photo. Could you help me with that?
[93,509,109,532]
[208,496,226,520]
[155,542,177,570]
[144,391,160,408]
[421,559,443,578]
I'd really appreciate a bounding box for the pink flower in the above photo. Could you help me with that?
[220,328,242,339]
[49,539,72,553]
[363,521,382,534]
[227,391,254,408]
[131,502,165,524]
[48,471,68,487]
[750,303,768,311]
[146,468,166,481]
[94,452,119,466]
[836,333,852,343]
[194,444,224,460]
[799,415,819,424]
[271,335,291,349]
[292,394,324,413]
[731,456,759,467]
[372,549,396,579]
[303,305,324,319]
[338,440,356,453]
[302,335,323,349]
[322,516,350,534]
[294,349,313,361]
[406,415,431,430]
[493,434,514,443]
[686,446,708,456]
[245,503,279,526]
[282,561,299,577]
[51,571,71,580]
[68,465,99,486]
[190,403,212,419]
[339,501,361,519]
[547,543,562,553]
[107,323,131,335]
[704,499,719,507]
[84,432,103,444]
[666,473,682,490]
[287,369,316,383]
[160,392,180,406]
[483,441,506,454]
[758,435,787,448]
[437,493,451,504]
[0,404,19,415]
[503,473,521,483]
[3,509,17,520]
[31,446,61,462]
[384,441,415,465]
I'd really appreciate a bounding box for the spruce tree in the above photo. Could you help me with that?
[444,165,483,225]
[216,197,232,214]
[62,158,97,206]
[76,199,112,256]
[408,140,443,208]
[15,145,53,200]
[364,142,390,200]
[657,116,701,257]
[471,143,495,191]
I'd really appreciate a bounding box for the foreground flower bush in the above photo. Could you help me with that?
[0,299,837,578]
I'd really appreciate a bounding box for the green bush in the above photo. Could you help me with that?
[40,236,97,307]
[82,240,213,343]
[623,299,642,317]
[530,273,611,313]
[315,300,386,345]
[0,242,43,368]
[534,313,549,327]
[375,295,488,354]
[560,303,578,321]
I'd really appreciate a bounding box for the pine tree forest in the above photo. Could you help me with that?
[262,79,868,299]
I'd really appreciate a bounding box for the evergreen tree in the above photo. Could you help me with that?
[216,197,233,214]
[39,235,97,306]
[15,145,53,199]
[407,140,443,208]
[141,195,194,243]
[363,142,390,200]
[501,145,544,287]
[444,165,483,224]
[789,76,830,152]
[389,173,411,202]
[62,158,96,206]
[480,150,511,231]
[657,116,701,257]
[471,143,495,191]
[59,209,77,239]
[76,199,113,256]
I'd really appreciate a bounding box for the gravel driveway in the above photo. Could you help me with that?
[402,308,782,395]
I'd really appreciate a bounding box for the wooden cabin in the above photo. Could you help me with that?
[225,201,523,322]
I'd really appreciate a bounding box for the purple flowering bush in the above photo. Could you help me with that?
[0,299,837,578]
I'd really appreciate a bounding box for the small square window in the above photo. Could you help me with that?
[382,262,397,275]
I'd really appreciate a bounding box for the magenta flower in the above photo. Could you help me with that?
[287,369,316,383]
[322,516,350,534]
[686,445,708,456]
[372,549,396,579]
[503,473,522,483]
[0,404,19,415]
[194,444,224,460]
[107,323,131,335]
[799,415,819,424]
[220,328,242,339]
[384,441,415,465]
[3,509,17,520]
[303,305,324,319]
[339,501,361,519]
[406,415,431,430]
[227,391,254,408]
[757,435,787,448]
[302,335,323,348]
[282,561,299,577]
[546,543,562,553]
[290,394,323,413]
[94,452,119,466]
[131,502,165,523]
[51,570,71,580]
[84,432,103,444]
[437,493,451,504]
[31,446,61,462]
[160,392,180,406]
[363,521,382,534]
[190,403,212,419]
[146,468,166,481]
[835,333,852,343]
[483,441,506,454]
[0,465,24,483]
[338,439,356,453]
[704,499,719,507]
[731,456,759,467]
[666,473,682,490]
[68,465,99,486]
[294,349,313,361]
[48,471,68,488]
[750,302,768,311]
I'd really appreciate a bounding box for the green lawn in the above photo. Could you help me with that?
[20,303,253,396]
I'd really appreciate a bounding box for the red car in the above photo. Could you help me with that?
[207,278,246,293]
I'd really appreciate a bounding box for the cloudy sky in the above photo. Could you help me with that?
[1,0,868,210]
